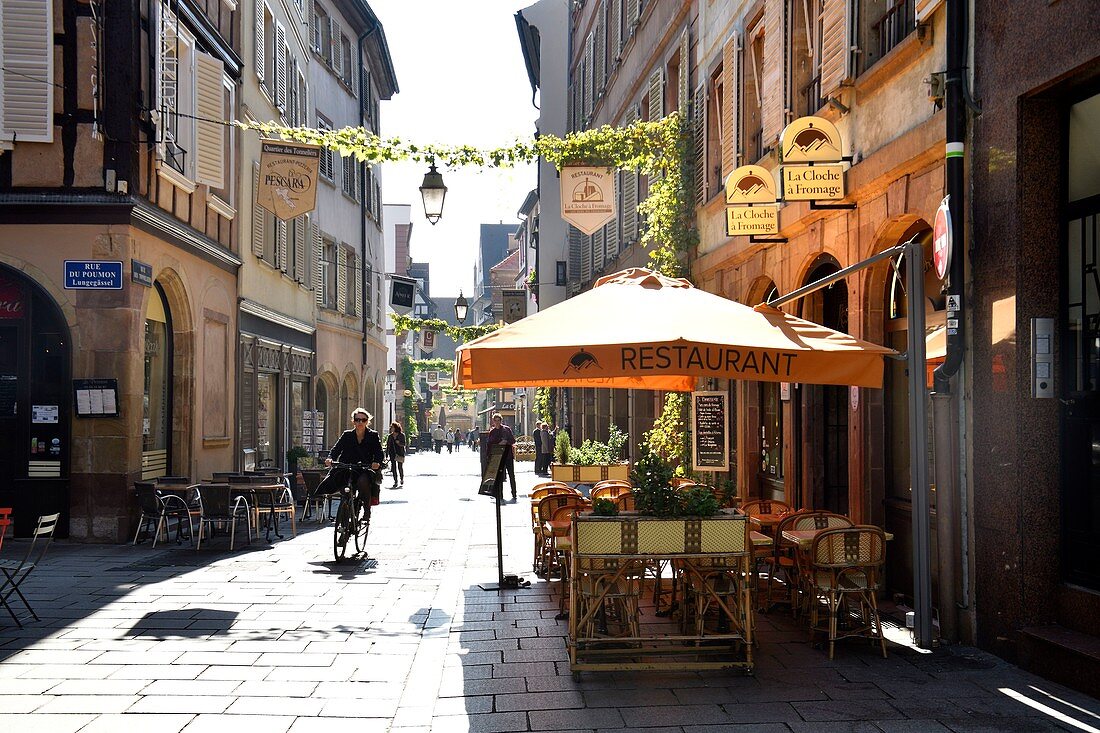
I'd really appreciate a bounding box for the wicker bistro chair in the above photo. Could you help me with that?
[590,484,631,502]
[764,511,808,613]
[194,484,252,550]
[535,494,588,577]
[679,517,754,639]
[612,492,635,511]
[573,555,644,640]
[546,503,589,618]
[809,525,888,659]
[530,486,581,571]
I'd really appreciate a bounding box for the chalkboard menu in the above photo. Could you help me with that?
[692,391,728,472]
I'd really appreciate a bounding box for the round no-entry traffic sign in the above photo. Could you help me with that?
[933,196,952,280]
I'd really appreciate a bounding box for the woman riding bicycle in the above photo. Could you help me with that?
[320,407,384,505]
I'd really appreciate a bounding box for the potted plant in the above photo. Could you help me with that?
[551,425,631,484]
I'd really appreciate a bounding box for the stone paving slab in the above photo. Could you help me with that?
[1,451,1098,733]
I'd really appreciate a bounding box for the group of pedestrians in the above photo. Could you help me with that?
[430,423,468,454]
[532,421,557,476]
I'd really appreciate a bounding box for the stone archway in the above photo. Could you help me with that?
[150,268,195,478]
[315,370,340,450]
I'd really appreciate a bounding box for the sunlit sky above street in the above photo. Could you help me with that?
[374,0,538,299]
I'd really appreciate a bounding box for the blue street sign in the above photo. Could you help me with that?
[64,261,123,290]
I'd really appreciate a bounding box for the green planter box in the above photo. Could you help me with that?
[551,463,630,484]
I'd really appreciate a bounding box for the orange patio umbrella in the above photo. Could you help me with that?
[455,268,895,391]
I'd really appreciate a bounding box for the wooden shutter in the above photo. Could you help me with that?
[1,0,54,142]
[294,216,308,282]
[254,0,265,85]
[353,252,362,317]
[693,84,707,204]
[312,223,325,307]
[678,28,690,114]
[595,5,606,91]
[330,19,343,77]
[582,36,593,121]
[626,0,640,33]
[337,245,348,313]
[610,0,622,62]
[251,163,265,258]
[647,68,663,122]
[275,23,287,109]
[581,233,592,283]
[606,216,619,263]
[568,226,582,285]
[195,52,225,188]
[722,31,740,178]
[819,0,851,95]
[276,219,288,272]
[761,0,786,148]
[308,0,316,51]
[593,228,605,274]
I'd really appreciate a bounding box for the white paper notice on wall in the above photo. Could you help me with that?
[31,405,59,424]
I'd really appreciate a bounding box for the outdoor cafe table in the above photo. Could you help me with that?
[568,512,755,676]
[193,482,289,541]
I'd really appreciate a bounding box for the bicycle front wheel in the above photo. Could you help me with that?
[334,498,353,561]
[355,499,371,553]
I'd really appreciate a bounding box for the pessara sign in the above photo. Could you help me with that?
[64,261,123,290]
[0,272,25,318]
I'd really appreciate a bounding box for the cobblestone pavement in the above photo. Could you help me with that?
[2,450,1098,732]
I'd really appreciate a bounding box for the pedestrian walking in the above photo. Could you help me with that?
[532,422,546,475]
[537,421,555,476]
[445,428,454,454]
[468,430,477,451]
[432,423,445,453]
[385,421,406,487]
[453,428,463,452]
[485,412,517,500]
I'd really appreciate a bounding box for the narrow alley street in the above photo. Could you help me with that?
[1,452,1097,732]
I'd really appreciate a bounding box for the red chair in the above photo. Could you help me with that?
[0,508,11,551]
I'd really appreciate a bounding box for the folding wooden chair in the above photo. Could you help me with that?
[0,513,60,627]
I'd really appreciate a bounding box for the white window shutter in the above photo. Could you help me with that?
[312,223,325,307]
[819,0,852,95]
[194,52,225,188]
[308,0,317,51]
[648,69,664,187]
[593,227,605,274]
[252,163,266,258]
[0,0,54,143]
[678,28,690,114]
[337,245,348,313]
[275,23,287,109]
[254,0,265,85]
[330,20,343,77]
[277,219,288,272]
[761,0,787,147]
[722,31,740,178]
[626,0,640,33]
[294,216,307,282]
[353,252,362,317]
[609,0,621,62]
[693,83,707,204]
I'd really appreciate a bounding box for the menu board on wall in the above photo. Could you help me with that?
[691,391,729,472]
[73,378,120,418]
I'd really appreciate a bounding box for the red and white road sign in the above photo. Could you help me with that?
[933,196,952,280]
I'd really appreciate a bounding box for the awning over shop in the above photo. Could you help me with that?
[456,268,895,391]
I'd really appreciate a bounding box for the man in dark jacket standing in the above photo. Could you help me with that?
[485,413,517,500]
[532,422,546,475]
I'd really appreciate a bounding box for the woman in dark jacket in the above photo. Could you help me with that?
[320,408,384,504]
[385,421,406,488]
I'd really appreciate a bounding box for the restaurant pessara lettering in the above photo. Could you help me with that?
[620,345,796,376]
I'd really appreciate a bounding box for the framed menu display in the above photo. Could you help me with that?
[73,378,120,418]
[691,391,729,472]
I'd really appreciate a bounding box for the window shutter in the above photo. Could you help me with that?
[648,69,663,187]
[693,84,707,204]
[583,36,593,121]
[626,0,640,33]
[610,0,622,60]
[568,226,582,286]
[275,23,287,109]
[337,245,348,313]
[276,219,288,272]
[294,216,308,282]
[254,0,265,85]
[593,227,605,274]
[678,29,690,114]
[595,7,606,91]
[353,252,362,317]
[312,223,325,307]
[761,0,787,148]
[581,233,592,283]
[567,83,576,133]
[622,109,639,244]
[154,6,180,161]
[330,20,342,76]
[722,31,740,178]
[1,0,54,143]
[819,0,852,95]
[252,163,266,258]
[194,52,225,188]
[308,0,316,51]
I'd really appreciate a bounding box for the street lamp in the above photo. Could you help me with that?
[385,368,396,425]
[455,291,469,324]
[385,367,396,391]
[419,162,447,225]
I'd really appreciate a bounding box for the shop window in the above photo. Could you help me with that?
[759,382,783,481]
[707,67,724,199]
[290,379,306,452]
[256,371,278,467]
[789,0,823,117]
[856,0,914,75]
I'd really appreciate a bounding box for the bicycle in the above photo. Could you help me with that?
[326,462,378,561]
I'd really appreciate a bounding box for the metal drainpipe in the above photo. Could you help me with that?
[358,22,380,370]
[929,0,970,644]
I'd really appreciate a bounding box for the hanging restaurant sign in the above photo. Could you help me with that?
[781,164,846,200]
[256,139,322,220]
[502,289,527,324]
[725,164,777,205]
[559,166,616,235]
[726,204,779,236]
[779,115,844,163]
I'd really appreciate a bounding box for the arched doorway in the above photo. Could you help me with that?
[799,256,849,514]
[141,283,173,479]
[0,266,71,536]
[755,281,785,501]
